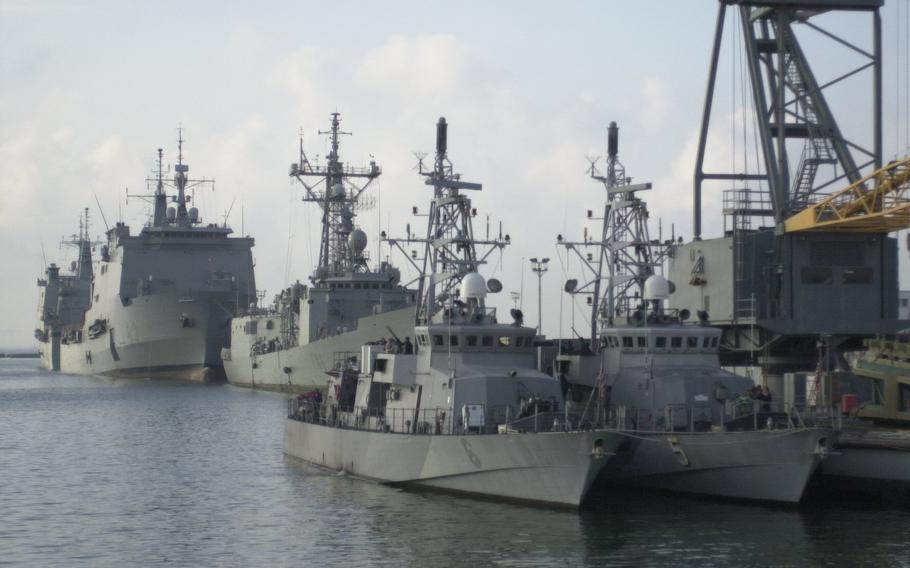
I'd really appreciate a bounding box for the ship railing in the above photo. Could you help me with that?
[287,399,591,436]
[604,401,841,434]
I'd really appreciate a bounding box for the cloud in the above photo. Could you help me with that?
[356,35,465,98]
[639,76,672,130]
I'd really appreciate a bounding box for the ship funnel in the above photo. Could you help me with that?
[607,121,618,158]
[436,117,447,156]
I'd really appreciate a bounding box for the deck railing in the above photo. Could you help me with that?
[288,398,842,436]
[288,399,593,436]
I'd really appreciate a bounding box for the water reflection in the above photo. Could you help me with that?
[2,359,909,568]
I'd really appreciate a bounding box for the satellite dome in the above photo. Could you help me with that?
[643,274,670,301]
[460,273,487,300]
[166,207,176,222]
[348,229,368,253]
[189,207,199,223]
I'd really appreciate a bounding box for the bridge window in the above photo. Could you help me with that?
[433,335,444,347]
[656,337,667,348]
[497,336,511,347]
[482,336,493,347]
[622,337,633,348]
[702,337,711,348]
[450,335,459,347]
[687,337,698,348]
[515,336,523,347]
[711,337,719,347]
[671,337,682,348]
[637,337,647,348]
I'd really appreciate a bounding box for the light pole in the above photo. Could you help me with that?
[530,257,549,334]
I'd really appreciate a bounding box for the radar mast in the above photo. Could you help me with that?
[290,112,381,282]
[559,122,673,345]
[384,117,509,325]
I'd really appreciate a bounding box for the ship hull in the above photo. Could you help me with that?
[600,428,833,503]
[224,307,416,392]
[39,291,231,382]
[283,418,618,507]
[819,428,910,496]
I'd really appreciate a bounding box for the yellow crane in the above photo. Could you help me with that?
[783,157,910,233]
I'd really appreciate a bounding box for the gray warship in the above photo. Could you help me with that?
[553,122,834,503]
[223,113,416,392]
[36,133,256,381]
[284,118,621,507]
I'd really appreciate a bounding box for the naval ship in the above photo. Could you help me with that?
[553,122,834,503]
[36,133,256,381]
[223,113,416,392]
[284,118,621,507]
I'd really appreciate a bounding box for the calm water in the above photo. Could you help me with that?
[2,358,909,568]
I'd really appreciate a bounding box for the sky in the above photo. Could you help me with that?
[2,0,908,349]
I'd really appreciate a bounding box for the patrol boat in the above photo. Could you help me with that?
[284,118,619,507]
[223,113,416,392]
[554,121,834,503]
[36,132,256,381]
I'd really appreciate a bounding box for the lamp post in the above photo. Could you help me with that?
[530,257,550,334]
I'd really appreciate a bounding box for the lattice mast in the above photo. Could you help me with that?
[385,117,508,325]
[559,122,669,344]
[290,112,381,281]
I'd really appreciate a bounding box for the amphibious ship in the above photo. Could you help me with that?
[36,133,256,381]
[284,118,619,507]
[223,113,416,392]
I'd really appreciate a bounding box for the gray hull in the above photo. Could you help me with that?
[39,292,228,381]
[284,418,618,507]
[601,428,833,503]
[820,429,910,493]
[224,307,415,391]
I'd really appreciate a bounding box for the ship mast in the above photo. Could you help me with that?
[290,112,381,282]
[174,128,190,226]
[559,122,671,344]
[152,148,167,227]
[61,207,94,281]
[385,117,509,325]
[135,128,215,229]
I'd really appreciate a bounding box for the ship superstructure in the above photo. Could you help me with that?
[284,117,621,507]
[36,132,256,380]
[223,113,416,391]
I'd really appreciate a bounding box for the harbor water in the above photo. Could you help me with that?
[2,358,909,568]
